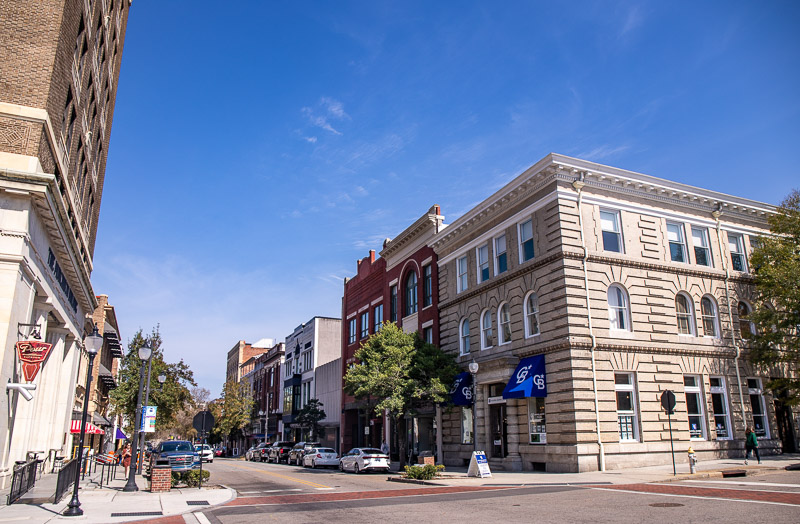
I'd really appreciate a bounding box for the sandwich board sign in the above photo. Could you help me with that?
[467,451,492,478]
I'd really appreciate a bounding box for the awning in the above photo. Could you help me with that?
[104,326,123,358]
[115,428,127,440]
[449,372,474,406]
[70,420,105,435]
[93,413,113,427]
[502,355,547,399]
[98,364,117,389]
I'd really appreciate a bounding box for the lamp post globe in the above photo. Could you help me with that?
[469,361,479,453]
[138,344,152,361]
[157,373,166,384]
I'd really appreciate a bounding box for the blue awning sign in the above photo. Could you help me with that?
[450,372,474,406]
[502,355,547,399]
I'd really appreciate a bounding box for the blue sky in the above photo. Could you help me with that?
[93,1,800,396]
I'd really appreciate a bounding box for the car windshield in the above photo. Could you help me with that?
[161,442,193,452]
[317,448,336,454]
[361,448,384,455]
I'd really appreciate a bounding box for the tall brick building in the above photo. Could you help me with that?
[0,0,130,485]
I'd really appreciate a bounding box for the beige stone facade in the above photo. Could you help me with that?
[431,154,793,472]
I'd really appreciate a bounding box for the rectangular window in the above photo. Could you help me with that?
[283,386,292,414]
[519,219,535,262]
[457,256,468,293]
[684,375,706,440]
[728,233,747,272]
[422,265,433,307]
[747,378,769,438]
[495,234,507,275]
[390,285,397,322]
[692,227,712,266]
[709,376,731,439]
[374,304,383,332]
[423,326,433,344]
[461,407,474,444]
[615,373,639,441]
[477,244,490,283]
[360,311,369,339]
[600,210,623,253]
[348,318,357,344]
[667,222,687,263]
[528,397,546,444]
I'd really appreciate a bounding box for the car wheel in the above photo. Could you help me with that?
[311,460,316,469]
[339,461,344,472]
[354,463,360,474]
[209,459,213,463]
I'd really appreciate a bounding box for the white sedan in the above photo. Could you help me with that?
[194,444,214,463]
[339,448,390,473]
[302,447,339,469]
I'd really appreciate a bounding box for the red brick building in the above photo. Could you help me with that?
[252,343,285,442]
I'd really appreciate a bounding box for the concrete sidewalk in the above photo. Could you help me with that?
[0,467,234,524]
[398,453,800,487]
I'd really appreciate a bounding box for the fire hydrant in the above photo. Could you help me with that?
[688,446,698,474]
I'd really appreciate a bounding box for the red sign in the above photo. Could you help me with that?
[15,341,54,382]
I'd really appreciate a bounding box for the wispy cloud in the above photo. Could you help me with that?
[301,97,350,136]
[619,5,643,38]
[576,144,630,161]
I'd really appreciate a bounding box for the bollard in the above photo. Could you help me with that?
[688,446,697,474]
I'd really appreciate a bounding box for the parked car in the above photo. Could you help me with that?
[267,441,296,464]
[147,440,200,476]
[194,444,214,463]
[258,442,273,462]
[247,442,269,461]
[244,445,258,461]
[214,447,224,457]
[339,448,390,473]
[302,447,338,469]
[288,442,319,466]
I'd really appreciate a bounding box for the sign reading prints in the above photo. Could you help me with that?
[15,341,54,382]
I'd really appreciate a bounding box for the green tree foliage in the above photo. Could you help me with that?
[748,189,800,404]
[294,398,327,441]
[212,379,254,441]
[343,322,459,465]
[109,326,196,435]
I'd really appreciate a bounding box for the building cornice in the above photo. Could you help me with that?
[380,205,444,264]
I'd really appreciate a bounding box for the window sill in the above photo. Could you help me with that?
[525,333,541,341]
[422,304,433,311]
[498,341,512,347]
[609,329,634,339]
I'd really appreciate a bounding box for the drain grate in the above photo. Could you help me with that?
[649,503,684,508]
[187,500,210,506]
[110,511,164,517]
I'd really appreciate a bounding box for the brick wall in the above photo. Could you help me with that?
[149,466,171,493]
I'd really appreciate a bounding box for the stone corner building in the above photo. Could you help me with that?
[432,153,796,473]
[0,0,130,485]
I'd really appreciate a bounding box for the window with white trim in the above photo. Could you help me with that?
[519,219,535,262]
[525,292,540,337]
[495,234,508,275]
[684,375,706,440]
[615,372,639,441]
[348,318,357,344]
[374,304,383,332]
[728,233,747,272]
[423,326,433,344]
[422,265,433,307]
[738,301,755,340]
[477,244,490,283]
[676,293,696,336]
[667,222,688,263]
[701,295,720,338]
[481,309,493,349]
[405,271,418,316]
[600,210,623,253]
[528,397,546,444]
[457,256,468,293]
[747,378,769,438]
[608,284,631,331]
[360,311,369,339]
[498,303,511,344]
[460,318,471,355]
[691,227,712,267]
[390,286,397,322]
[461,406,474,444]
[710,376,731,439]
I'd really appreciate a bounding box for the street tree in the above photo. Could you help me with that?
[157,386,211,441]
[748,189,800,404]
[343,322,459,466]
[110,326,196,436]
[212,379,254,445]
[294,398,326,441]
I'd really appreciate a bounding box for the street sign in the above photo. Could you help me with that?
[660,390,676,415]
[193,410,215,436]
[142,405,157,433]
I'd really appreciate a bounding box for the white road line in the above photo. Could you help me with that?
[239,488,304,494]
[681,480,800,488]
[193,512,212,524]
[588,487,799,507]
[315,487,335,490]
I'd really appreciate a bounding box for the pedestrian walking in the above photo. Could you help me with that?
[121,442,132,476]
[744,427,760,464]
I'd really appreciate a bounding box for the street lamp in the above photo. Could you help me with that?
[158,373,166,385]
[468,361,479,453]
[63,324,103,517]
[123,343,151,492]
[136,350,159,474]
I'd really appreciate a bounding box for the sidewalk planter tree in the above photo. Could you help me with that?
[294,398,326,441]
[213,379,254,448]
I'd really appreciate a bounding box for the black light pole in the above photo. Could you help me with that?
[123,343,152,492]
[136,357,154,474]
[469,361,479,453]
[63,325,103,517]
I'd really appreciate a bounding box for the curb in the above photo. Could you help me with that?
[386,477,444,486]
[659,465,787,483]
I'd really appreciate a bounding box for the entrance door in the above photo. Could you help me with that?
[489,403,507,458]
[774,396,798,453]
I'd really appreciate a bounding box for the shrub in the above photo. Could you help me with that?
[403,464,444,480]
[184,469,211,487]
[170,471,182,487]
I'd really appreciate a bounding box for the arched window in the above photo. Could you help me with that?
[608,284,631,331]
[460,318,471,355]
[676,293,696,336]
[405,271,418,317]
[525,292,540,337]
[481,309,493,349]
[498,303,511,344]
[701,295,720,338]
[738,301,754,339]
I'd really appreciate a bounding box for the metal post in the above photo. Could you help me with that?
[123,359,147,492]
[137,358,153,474]
[472,374,478,453]
[668,411,676,476]
[63,351,96,516]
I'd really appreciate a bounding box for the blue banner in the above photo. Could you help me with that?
[449,371,474,406]
[502,355,547,399]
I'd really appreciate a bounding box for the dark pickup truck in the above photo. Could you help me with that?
[147,440,200,475]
